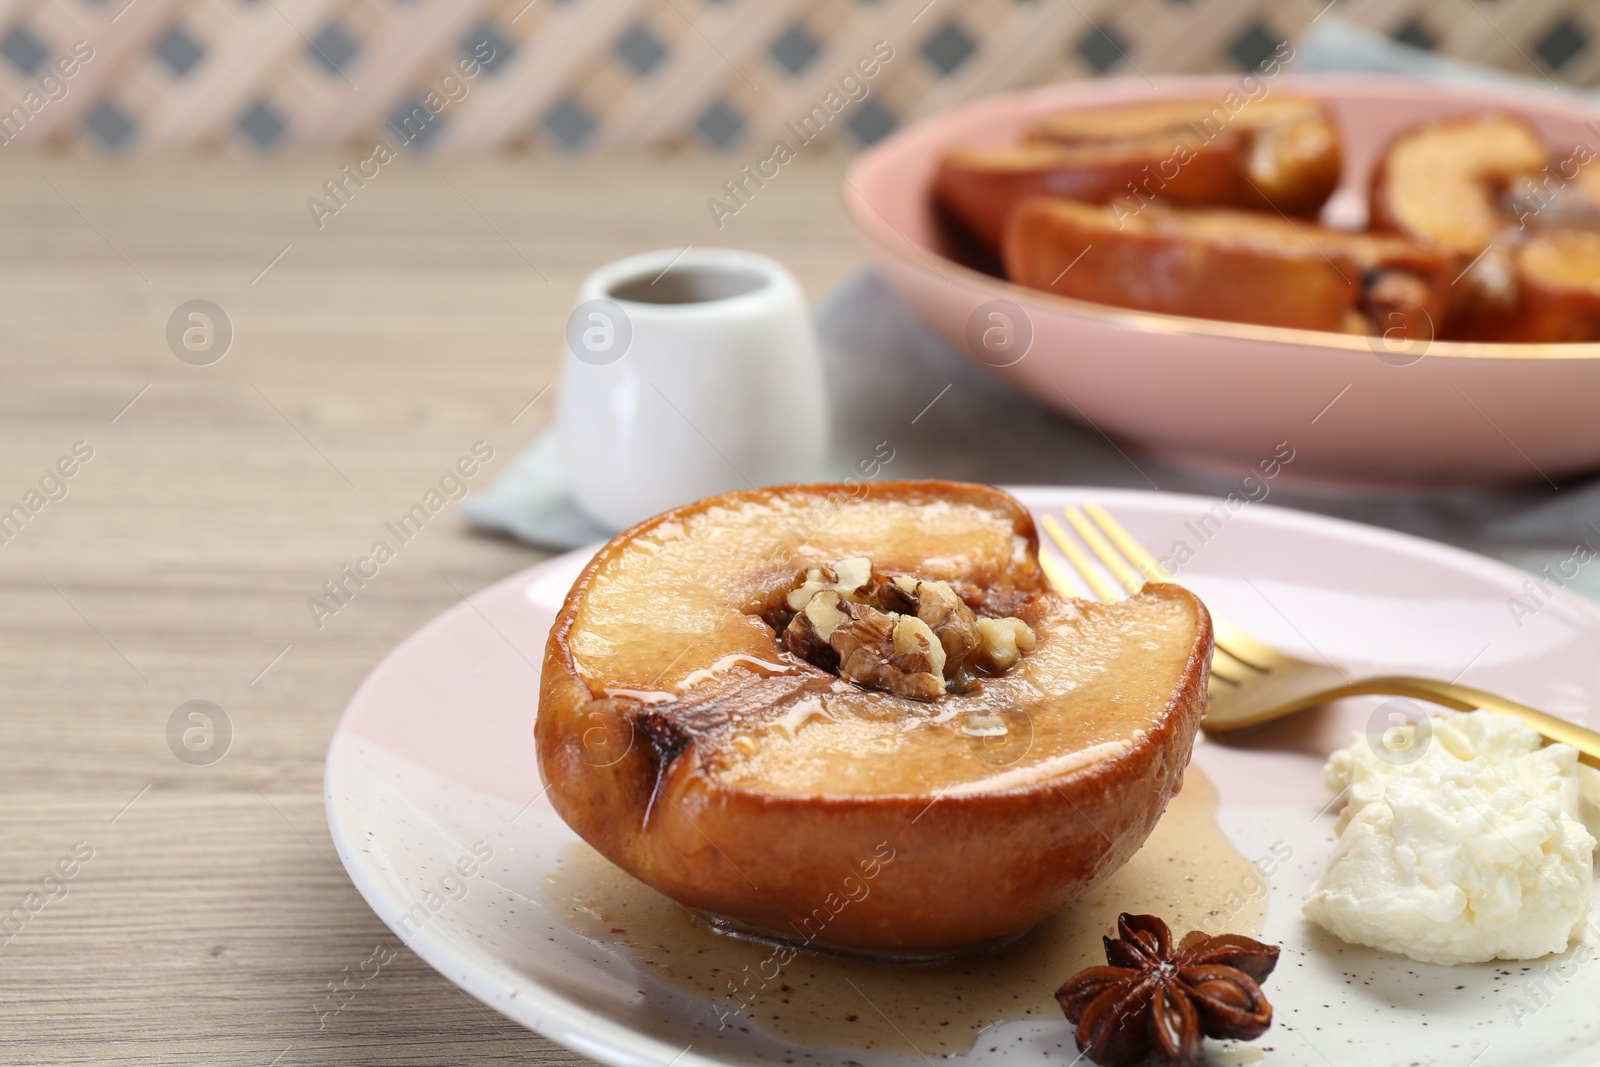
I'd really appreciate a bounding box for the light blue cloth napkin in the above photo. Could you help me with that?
[461,20,1600,562]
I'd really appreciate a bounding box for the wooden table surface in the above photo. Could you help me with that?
[0,156,862,1066]
[5,156,1596,1067]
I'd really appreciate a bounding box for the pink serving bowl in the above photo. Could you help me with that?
[842,74,1600,488]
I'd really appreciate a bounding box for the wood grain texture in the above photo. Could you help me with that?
[0,156,860,1065]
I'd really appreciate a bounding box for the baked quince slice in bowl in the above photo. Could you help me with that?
[1369,113,1548,338]
[1003,198,1450,336]
[933,95,1340,254]
[536,481,1212,954]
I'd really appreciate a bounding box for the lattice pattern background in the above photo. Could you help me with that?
[0,0,1596,156]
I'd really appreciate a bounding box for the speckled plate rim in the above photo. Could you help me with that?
[325,485,1600,1067]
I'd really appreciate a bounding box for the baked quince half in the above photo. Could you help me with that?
[1371,114,1545,260]
[1372,113,1600,341]
[1494,228,1600,342]
[1029,96,1341,218]
[934,96,1339,252]
[1370,114,1545,338]
[1004,197,1450,336]
[935,135,1249,253]
[537,481,1212,953]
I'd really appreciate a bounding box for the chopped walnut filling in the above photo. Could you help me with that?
[778,558,1037,702]
[975,616,1037,673]
[782,590,846,673]
[836,599,947,702]
[785,557,874,611]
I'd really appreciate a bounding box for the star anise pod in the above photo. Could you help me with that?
[1055,913,1279,1067]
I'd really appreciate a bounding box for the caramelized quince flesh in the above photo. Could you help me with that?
[1004,198,1452,335]
[1375,114,1546,254]
[1523,227,1600,287]
[566,490,1200,798]
[1027,96,1340,216]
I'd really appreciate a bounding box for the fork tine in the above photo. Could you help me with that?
[1038,548,1087,600]
[1206,650,1256,683]
[1084,501,1290,671]
[1084,501,1171,584]
[1065,506,1144,594]
[1050,503,1260,685]
[1040,514,1120,602]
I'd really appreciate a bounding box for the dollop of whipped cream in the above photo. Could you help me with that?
[1302,710,1600,965]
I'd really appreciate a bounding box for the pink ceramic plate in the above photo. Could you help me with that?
[843,76,1600,488]
[326,487,1600,1067]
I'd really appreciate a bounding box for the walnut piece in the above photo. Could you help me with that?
[828,597,947,702]
[975,616,1036,673]
[779,557,1038,701]
[781,590,845,672]
[893,614,946,680]
[785,557,873,611]
[905,577,983,669]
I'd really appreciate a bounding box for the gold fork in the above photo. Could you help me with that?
[1039,501,1600,769]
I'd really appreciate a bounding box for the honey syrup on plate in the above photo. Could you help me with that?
[540,768,1263,1055]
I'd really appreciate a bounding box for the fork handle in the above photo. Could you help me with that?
[1342,675,1600,770]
